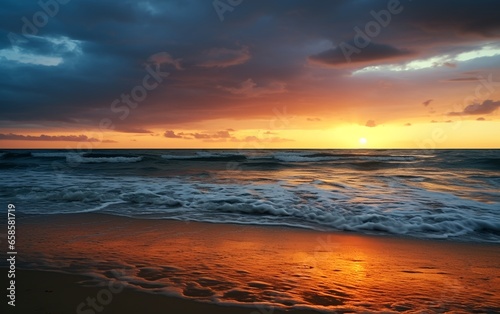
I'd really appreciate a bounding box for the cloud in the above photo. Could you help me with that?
[477,117,485,121]
[115,127,153,133]
[192,130,231,139]
[164,130,182,138]
[404,123,412,126]
[309,42,413,67]
[422,99,433,107]
[307,117,321,122]
[163,129,292,143]
[448,99,500,116]
[355,44,500,74]
[199,46,251,68]
[231,136,294,143]
[365,120,377,128]
[0,133,116,142]
[165,130,233,141]
[430,120,453,123]
[218,79,286,97]
[148,52,182,70]
[213,130,232,138]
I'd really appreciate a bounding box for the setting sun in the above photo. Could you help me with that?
[359,137,367,145]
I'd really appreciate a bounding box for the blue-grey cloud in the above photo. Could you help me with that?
[448,99,500,116]
[310,42,413,66]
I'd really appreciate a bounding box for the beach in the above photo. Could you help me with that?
[3,213,499,313]
[2,0,500,311]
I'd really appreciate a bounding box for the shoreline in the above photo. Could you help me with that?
[4,213,500,313]
[13,211,500,244]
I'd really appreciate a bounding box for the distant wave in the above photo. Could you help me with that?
[270,152,341,162]
[270,152,416,163]
[162,152,247,162]
[32,152,84,158]
[0,163,21,169]
[1,150,499,172]
[242,161,289,168]
[0,152,31,159]
[472,157,500,170]
[66,155,143,164]
[359,156,415,162]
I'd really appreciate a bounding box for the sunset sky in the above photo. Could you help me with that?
[1,0,499,148]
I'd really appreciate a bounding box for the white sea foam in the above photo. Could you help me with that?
[6,170,499,241]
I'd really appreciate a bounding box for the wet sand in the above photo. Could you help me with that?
[2,213,500,313]
[3,269,322,314]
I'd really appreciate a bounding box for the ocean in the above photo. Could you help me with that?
[1,149,499,242]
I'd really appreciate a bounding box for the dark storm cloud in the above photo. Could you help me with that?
[448,100,500,116]
[400,0,500,37]
[310,42,413,66]
[1,0,500,130]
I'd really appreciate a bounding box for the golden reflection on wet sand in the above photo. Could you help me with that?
[20,214,500,313]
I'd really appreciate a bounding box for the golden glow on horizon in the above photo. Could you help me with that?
[0,120,499,149]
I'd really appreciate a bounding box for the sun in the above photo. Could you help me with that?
[359,137,367,145]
